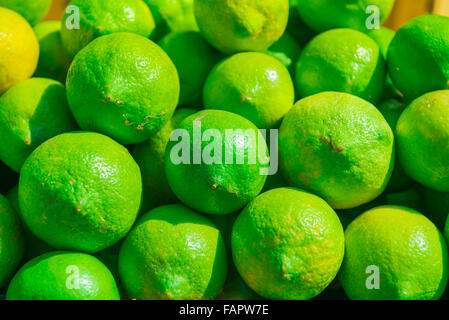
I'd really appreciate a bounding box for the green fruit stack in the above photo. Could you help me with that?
[0,0,448,302]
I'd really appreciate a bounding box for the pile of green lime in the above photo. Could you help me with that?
[1,0,449,302]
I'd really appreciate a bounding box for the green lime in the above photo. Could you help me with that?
[286,0,316,47]
[6,251,120,300]
[19,132,142,253]
[61,0,155,58]
[366,27,395,60]
[66,32,180,145]
[279,92,394,209]
[159,31,223,108]
[0,194,25,289]
[295,28,386,103]
[384,187,423,212]
[396,90,449,192]
[194,0,289,54]
[143,0,198,41]
[388,14,449,101]
[204,52,294,129]
[422,187,449,231]
[297,0,395,32]
[165,110,268,215]
[216,265,262,300]
[33,21,72,83]
[118,204,228,300]
[340,205,448,300]
[232,188,344,300]
[0,0,51,25]
[0,78,77,172]
[6,185,53,261]
[377,99,413,192]
[265,32,301,76]
[133,108,197,213]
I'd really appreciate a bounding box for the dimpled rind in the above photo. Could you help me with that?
[194,0,289,54]
[232,188,345,300]
[0,194,25,289]
[388,15,449,101]
[0,0,51,26]
[340,206,448,300]
[279,92,394,209]
[295,28,386,103]
[296,0,395,32]
[159,31,223,108]
[61,0,155,58]
[18,132,142,253]
[6,251,120,300]
[0,8,39,95]
[204,52,295,129]
[118,204,228,300]
[66,32,180,145]
[0,78,77,172]
[164,110,268,215]
[396,90,449,192]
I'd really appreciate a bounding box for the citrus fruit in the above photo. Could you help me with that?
[0,7,39,95]
[61,0,155,58]
[388,14,449,101]
[232,188,345,300]
[133,108,197,212]
[296,0,395,32]
[194,0,289,54]
[340,205,448,300]
[295,28,386,103]
[143,0,198,41]
[7,185,53,261]
[18,132,142,253]
[165,110,268,215]
[216,265,262,300]
[286,0,316,47]
[265,32,301,76]
[0,78,77,172]
[34,21,72,83]
[159,31,223,108]
[279,92,394,209]
[204,52,294,129]
[0,0,51,26]
[66,32,180,145]
[118,204,228,300]
[0,194,25,289]
[377,99,413,192]
[366,27,395,60]
[422,187,449,231]
[396,90,449,192]
[384,187,423,212]
[6,251,120,300]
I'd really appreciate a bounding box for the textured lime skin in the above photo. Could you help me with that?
[194,0,289,54]
[66,33,180,145]
[6,251,120,300]
[7,185,53,261]
[422,187,449,231]
[204,52,294,129]
[0,194,25,289]
[297,0,395,32]
[396,90,449,192]
[119,204,228,300]
[279,92,394,209]
[165,110,268,215]
[18,132,142,253]
[61,0,155,58]
[143,0,198,41]
[0,78,77,172]
[232,188,345,300]
[295,28,386,103]
[159,31,223,108]
[388,15,449,101]
[340,206,448,300]
[266,32,302,76]
[34,21,72,83]
[0,0,51,25]
[133,108,197,212]
[377,99,413,192]
[0,8,39,95]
